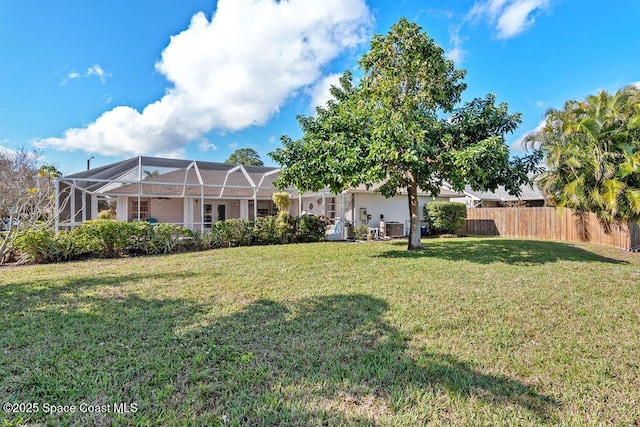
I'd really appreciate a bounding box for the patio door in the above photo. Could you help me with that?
[217,204,226,222]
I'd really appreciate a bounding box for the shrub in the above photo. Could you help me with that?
[72,220,133,257]
[12,215,329,264]
[49,231,79,262]
[295,215,328,243]
[252,216,280,245]
[97,210,116,220]
[14,228,56,264]
[210,219,253,248]
[423,202,467,235]
[126,221,156,255]
[353,225,369,241]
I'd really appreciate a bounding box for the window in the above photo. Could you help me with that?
[204,204,212,228]
[326,197,336,219]
[131,199,149,220]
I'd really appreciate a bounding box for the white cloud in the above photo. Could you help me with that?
[309,73,342,110]
[0,141,15,156]
[38,0,372,157]
[61,71,81,86]
[445,25,467,64]
[469,0,550,39]
[632,81,640,89]
[87,64,111,83]
[198,138,217,152]
[61,65,111,85]
[155,148,186,159]
[446,46,466,65]
[511,118,545,151]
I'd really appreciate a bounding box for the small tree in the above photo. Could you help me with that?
[272,192,292,241]
[271,18,539,250]
[225,148,264,166]
[0,148,67,263]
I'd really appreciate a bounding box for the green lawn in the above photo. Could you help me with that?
[1,238,639,426]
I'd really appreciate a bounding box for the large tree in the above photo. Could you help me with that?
[270,18,538,250]
[224,148,264,166]
[525,85,640,230]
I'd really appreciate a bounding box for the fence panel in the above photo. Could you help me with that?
[463,207,637,251]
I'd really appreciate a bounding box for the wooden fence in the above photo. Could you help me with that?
[463,207,640,251]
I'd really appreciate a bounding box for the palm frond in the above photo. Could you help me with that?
[573,210,591,242]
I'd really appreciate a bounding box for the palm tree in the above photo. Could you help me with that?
[525,85,640,236]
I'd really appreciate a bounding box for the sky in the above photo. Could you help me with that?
[1,0,639,175]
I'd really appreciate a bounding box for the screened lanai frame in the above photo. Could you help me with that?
[54,156,339,234]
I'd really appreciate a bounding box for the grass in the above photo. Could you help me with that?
[1,237,639,426]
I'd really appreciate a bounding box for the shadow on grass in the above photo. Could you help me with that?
[376,238,625,265]
[1,289,559,425]
[191,294,558,424]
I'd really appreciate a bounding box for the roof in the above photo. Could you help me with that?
[60,155,463,199]
[350,183,462,197]
[461,183,545,202]
[61,156,292,198]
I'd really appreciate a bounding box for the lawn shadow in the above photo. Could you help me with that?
[0,291,210,426]
[191,294,559,424]
[1,287,560,424]
[0,269,210,316]
[376,238,626,265]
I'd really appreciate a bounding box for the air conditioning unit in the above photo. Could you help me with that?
[385,222,404,238]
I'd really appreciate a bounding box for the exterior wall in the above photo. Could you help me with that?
[193,199,242,223]
[148,198,183,223]
[347,192,449,235]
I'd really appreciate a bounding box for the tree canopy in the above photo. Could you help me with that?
[270,18,539,250]
[224,148,264,166]
[525,85,640,228]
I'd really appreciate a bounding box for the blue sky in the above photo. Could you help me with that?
[1,0,639,175]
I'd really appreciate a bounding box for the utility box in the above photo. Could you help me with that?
[385,222,404,238]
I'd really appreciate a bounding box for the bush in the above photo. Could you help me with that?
[423,202,467,235]
[295,215,328,243]
[11,215,329,264]
[97,210,116,220]
[14,228,56,264]
[252,216,280,245]
[353,225,369,241]
[72,220,133,257]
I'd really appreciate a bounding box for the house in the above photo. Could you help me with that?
[449,184,546,208]
[56,156,460,237]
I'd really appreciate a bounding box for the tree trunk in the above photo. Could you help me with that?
[407,179,422,250]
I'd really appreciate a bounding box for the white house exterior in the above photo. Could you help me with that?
[56,156,460,238]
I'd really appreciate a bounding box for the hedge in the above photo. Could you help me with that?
[423,202,467,235]
[12,215,329,264]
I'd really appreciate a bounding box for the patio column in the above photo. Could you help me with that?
[116,196,128,221]
[240,199,249,219]
[81,189,87,222]
[54,179,60,232]
[91,194,98,221]
[253,189,258,219]
[183,197,194,230]
[70,181,76,229]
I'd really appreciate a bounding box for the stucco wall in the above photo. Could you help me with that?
[348,192,448,232]
[149,198,183,223]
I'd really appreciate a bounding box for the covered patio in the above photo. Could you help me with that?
[56,156,341,234]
